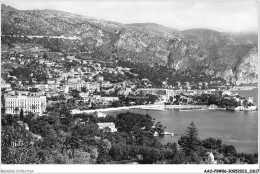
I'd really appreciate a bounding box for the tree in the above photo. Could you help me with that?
[74,123,100,138]
[138,147,161,164]
[201,137,222,151]
[97,139,112,163]
[81,87,87,93]
[243,100,249,107]
[165,142,178,153]
[148,95,159,104]
[20,109,24,121]
[222,144,237,156]
[64,135,81,158]
[111,100,121,108]
[189,151,201,164]
[133,129,160,148]
[169,96,174,103]
[31,104,36,111]
[60,106,74,126]
[100,139,112,154]
[208,94,221,105]
[154,122,166,135]
[14,107,20,116]
[70,89,80,99]
[109,143,125,161]
[24,112,35,126]
[178,122,200,156]
[1,124,41,164]
[68,149,92,164]
[43,52,48,59]
[115,112,153,132]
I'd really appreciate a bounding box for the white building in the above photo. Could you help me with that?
[101,81,111,88]
[248,97,253,104]
[66,81,100,92]
[97,122,117,132]
[63,85,70,93]
[5,94,46,116]
[34,84,49,91]
[1,82,11,88]
[47,80,55,84]
[88,82,100,92]
[117,88,132,96]
[67,81,89,91]
[136,88,174,99]
[222,91,238,97]
[207,152,217,164]
[79,92,90,101]
[94,111,107,118]
[101,97,119,104]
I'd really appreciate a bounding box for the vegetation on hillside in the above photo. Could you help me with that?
[117,60,226,87]
[1,110,257,164]
[1,4,258,86]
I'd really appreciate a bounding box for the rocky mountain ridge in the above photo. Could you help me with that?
[1,4,258,84]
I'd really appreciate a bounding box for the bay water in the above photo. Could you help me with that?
[106,89,258,153]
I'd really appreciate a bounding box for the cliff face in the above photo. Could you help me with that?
[235,47,258,84]
[1,4,258,84]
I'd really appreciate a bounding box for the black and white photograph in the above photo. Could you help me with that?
[1,0,259,173]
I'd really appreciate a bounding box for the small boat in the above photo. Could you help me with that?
[153,132,159,136]
[163,132,175,137]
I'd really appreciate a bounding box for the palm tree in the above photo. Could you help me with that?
[178,122,200,156]
[19,109,24,121]
[14,107,19,116]
[31,104,36,113]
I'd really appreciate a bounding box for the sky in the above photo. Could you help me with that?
[2,0,259,33]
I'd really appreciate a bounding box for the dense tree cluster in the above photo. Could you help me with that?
[192,94,240,108]
[100,71,134,83]
[1,111,258,164]
[1,123,40,164]
[115,112,153,132]
[177,122,258,164]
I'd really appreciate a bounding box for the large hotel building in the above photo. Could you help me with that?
[136,88,174,98]
[5,94,46,116]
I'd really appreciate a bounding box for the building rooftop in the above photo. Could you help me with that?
[97,122,115,127]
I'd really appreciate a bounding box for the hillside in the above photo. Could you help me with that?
[1,4,258,85]
[228,33,258,45]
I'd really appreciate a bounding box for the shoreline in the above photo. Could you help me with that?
[70,104,165,114]
[230,86,257,91]
[71,104,257,114]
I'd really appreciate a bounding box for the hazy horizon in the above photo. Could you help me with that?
[2,0,259,33]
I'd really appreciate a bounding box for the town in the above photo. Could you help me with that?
[1,42,258,165]
[2,42,257,119]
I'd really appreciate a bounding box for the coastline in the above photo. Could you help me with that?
[70,104,165,114]
[230,86,257,91]
[70,103,257,114]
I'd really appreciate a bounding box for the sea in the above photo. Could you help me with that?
[106,89,258,154]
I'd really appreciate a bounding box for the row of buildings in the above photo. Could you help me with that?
[3,87,176,116]
[5,86,256,116]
